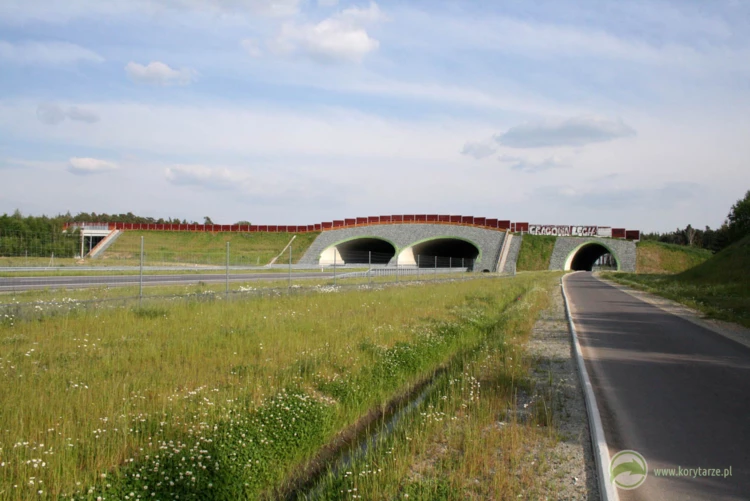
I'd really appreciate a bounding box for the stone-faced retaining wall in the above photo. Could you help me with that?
[298,224,506,272]
[548,237,636,272]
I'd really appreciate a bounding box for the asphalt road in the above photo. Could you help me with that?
[565,272,750,501]
[0,272,336,291]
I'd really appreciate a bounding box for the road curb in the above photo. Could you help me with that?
[561,273,619,501]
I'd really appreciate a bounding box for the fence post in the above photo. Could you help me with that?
[288,245,292,291]
[434,255,437,276]
[450,257,452,272]
[462,257,465,269]
[139,236,144,307]
[226,242,230,297]
[333,250,337,286]
[417,255,420,279]
[369,251,372,286]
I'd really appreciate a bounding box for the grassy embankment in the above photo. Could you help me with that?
[605,236,750,327]
[102,231,321,267]
[516,235,556,271]
[635,240,712,274]
[0,231,320,268]
[0,272,562,500]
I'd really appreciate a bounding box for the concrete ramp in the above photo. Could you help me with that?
[88,229,122,259]
[496,233,514,273]
[268,235,297,265]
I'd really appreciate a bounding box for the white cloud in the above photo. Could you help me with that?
[1,99,747,231]
[68,157,118,175]
[165,165,245,190]
[0,100,471,161]
[273,2,383,63]
[0,40,104,65]
[241,39,263,57]
[498,154,569,173]
[337,2,384,23]
[0,0,301,22]
[536,182,699,210]
[66,106,100,123]
[125,61,197,86]
[36,103,100,125]
[460,140,496,159]
[495,116,636,148]
[317,0,338,6]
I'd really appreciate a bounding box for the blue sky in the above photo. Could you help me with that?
[1,0,748,231]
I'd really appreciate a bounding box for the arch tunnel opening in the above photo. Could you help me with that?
[408,238,480,268]
[325,238,396,265]
[569,243,618,271]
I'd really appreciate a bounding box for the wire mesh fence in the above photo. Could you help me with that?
[0,233,509,322]
[0,269,504,326]
[0,231,82,267]
[0,231,320,268]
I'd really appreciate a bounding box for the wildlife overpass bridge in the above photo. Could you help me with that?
[67,216,640,273]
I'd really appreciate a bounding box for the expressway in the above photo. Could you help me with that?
[0,271,336,292]
[565,273,750,500]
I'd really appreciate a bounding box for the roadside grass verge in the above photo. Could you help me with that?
[0,271,474,307]
[0,268,368,278]
[605,235,750,327]
[635,240,712,274]
[0,273,555,500]
[304,274,562,499]
[516,235,556,271]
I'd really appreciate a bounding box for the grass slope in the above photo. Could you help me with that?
[102,231,320,266]
[516,235,556,271]
[635,240,712,274]
[0,273,558,500]
[606,235,750,327]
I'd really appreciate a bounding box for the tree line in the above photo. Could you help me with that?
[1,189,748,257]
[0,211,255,258]
[640,190,749,252]
[0,210,79,257]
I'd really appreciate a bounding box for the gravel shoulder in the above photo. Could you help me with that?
[526,284,600,500]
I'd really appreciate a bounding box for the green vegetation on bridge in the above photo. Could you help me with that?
[103,230,320,266]
[516,235,556,271]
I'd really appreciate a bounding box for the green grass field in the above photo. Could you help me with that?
[635,240,712,274]
[516,235,556,271]
[605,235,750,327]
[99,231,320,267]
[0,272,561,500]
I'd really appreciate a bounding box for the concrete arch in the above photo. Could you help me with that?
[397,236,481,268]
[300,224,505,271]
[548,237,636,272]
[319,236,398,265]
[564,241,621,271]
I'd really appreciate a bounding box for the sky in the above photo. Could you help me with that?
[0,0,748,232]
